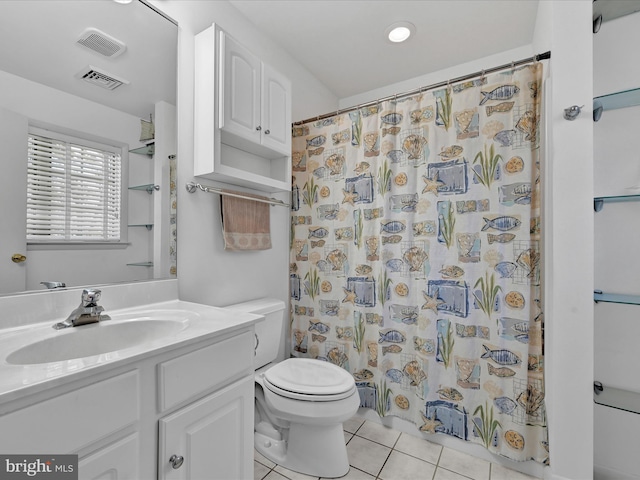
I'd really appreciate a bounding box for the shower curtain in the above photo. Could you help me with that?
[289,63,547,464]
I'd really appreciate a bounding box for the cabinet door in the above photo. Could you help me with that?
[158,376,254,480]
[78,434,139,480]
[220,32,261,144]
[261,64,292,155]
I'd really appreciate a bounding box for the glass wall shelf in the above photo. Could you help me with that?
[594,290,640,305]
[126,262,153,267]
[594,1,640,25]
[594,88,640,117]
[594,194,640,211]
[594,384,640,415]
[128,184,159,194]
[128,224,153,230]
[129,143,155,157]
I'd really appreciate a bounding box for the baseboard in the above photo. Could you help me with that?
[594,464,640,480]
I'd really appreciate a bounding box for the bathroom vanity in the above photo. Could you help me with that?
[0,281,259,479]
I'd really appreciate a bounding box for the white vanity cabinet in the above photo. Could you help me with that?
[79,434,141,480]
[195,24,292,192]
[157,330,254,480]
[0,326,255,480]
[158,377,253,480]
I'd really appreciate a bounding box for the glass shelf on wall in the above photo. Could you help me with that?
[594,1,640,25]
[128,224,153,230]
[594,290,640,305]
[594,383,640,415]
[594,194,640,211]
[129,143,154,157]
[594,88,640,116]
[126,262,153,267]
[128,184,159,194]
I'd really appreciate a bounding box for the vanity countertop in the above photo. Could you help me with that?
[0,299,261,404]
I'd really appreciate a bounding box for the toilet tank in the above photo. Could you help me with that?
[226,298,286,369]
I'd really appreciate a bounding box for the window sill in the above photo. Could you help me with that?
[27,242,131,251]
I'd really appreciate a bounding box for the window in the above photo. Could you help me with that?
[27,129,122,243]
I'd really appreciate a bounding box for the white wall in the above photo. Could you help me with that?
[0,70,156,291]
[338,44,534,111]
[148,1,337,364]
[533,2,594,480]
[592,11,640,480]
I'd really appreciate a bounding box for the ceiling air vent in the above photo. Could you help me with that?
[76,28,127,58]
[76,65,130,90]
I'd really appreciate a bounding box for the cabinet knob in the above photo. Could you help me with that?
[264,130,270,135]
[169,454,184,469]
[255,126,262,131]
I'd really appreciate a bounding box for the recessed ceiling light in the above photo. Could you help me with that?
[113,0,133,4]
[386,22,415,43]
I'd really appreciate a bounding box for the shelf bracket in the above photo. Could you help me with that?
[594,381,604,395]
[594,198,604,212]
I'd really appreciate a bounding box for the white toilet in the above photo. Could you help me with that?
[228,298,360,478]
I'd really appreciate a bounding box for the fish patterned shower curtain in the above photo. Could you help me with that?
[289,63,547,464]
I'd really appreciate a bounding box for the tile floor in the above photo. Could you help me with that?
[254,417,539,480]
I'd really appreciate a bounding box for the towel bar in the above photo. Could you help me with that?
[185,182,290,208]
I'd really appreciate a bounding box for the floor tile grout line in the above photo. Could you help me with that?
[373,446,393,480]
[352,431,400,450]
[356,430,444,470]
[255,458,276,470]
[435,465,477,480]
[347,465,375,479]
[390,432,401,450]
[255,460,275,480]
[392,441,441,467]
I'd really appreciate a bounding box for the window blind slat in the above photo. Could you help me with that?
[27,133,121,242]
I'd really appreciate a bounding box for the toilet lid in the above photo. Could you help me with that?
[263,358,355,398]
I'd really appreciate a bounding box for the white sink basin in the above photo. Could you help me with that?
[6,319,186,365]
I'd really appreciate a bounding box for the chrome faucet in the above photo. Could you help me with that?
[41,281,66,290]
[53,288,111,330]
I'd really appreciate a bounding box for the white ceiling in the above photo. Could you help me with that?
[0,1,539,117]
[0,0,177,119]
[229,0,540,100]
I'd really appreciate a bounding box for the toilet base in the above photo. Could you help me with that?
[255,422,350,478]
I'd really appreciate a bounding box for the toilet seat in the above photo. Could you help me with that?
[262,358,356,401]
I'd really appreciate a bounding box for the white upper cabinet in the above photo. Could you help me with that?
[220,33,262,146]
[261,63,291,155]
[195,24,292,192]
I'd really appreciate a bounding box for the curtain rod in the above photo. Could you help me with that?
[294,51,551,126]
[185,182,291,208]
